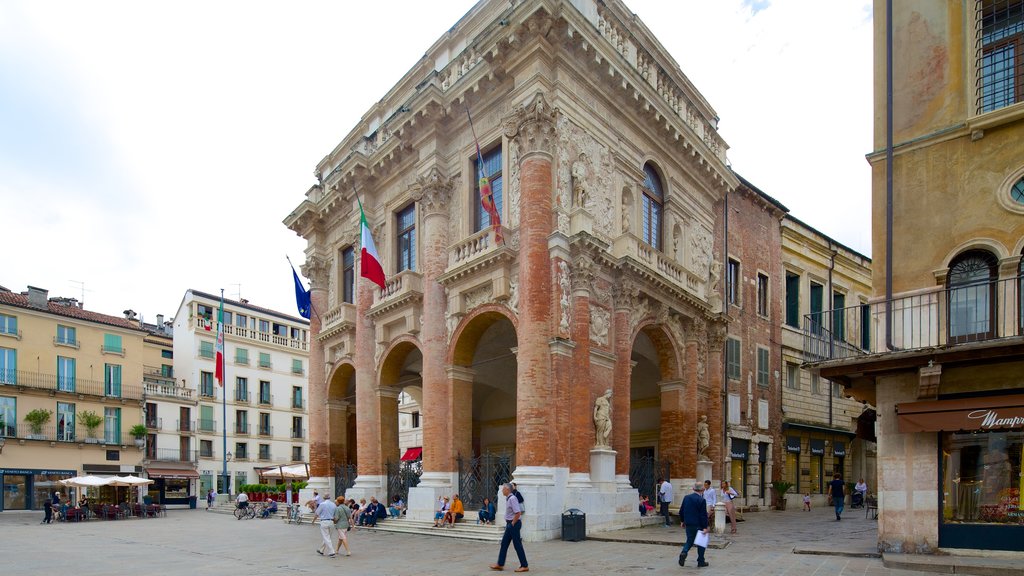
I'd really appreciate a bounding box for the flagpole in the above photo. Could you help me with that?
[220,288,228,496]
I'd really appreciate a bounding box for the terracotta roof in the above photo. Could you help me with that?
[0,291,147,331]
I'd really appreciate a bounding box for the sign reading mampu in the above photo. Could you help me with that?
[897,394,1024,433]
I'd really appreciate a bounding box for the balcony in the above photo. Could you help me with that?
[145,417,162,431]
[143,365,173,382]
[143,382,194,401]
[321,303,357,338]
[0,370,143,401]
[198,419,217,433]
[100,344,125,356]
[257,394,274,407]
[291,398,305,411]
[290,427,306,440]
[257,425,273,437]
[234,390,251,404]
[803,275,1024,363]
[177,419,195,433]
[199,387,216,399]
[371,270,424,315]
[258,451,272,462]
[148,448,198,463]
[1,423,136,446]
[53,336,78,349]
[192,316,308,352]
[612,234,704,298]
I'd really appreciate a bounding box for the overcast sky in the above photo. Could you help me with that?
[0,0,873,322]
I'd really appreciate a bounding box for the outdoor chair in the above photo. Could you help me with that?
[865,495,878,520]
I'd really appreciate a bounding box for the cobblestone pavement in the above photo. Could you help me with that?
[0,506,936,575]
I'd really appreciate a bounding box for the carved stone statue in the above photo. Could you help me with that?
[621,192,631,233]
[696,415,710,460]
[594,389,612,447]
[571,153,588,208]
[707,261,723,313]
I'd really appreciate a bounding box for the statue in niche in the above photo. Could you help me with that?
[697,415,710,460]
[621,192,631,233]
[594,389,612,447]
[707,261,723,312]
[571,153,588,209]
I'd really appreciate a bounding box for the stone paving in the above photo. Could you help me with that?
[0,505,939,576]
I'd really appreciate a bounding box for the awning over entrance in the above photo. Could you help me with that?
[897,393,1024,433]
[146,468,200,479]
[400,447,422,461]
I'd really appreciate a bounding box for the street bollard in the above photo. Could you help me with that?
[714,501,727,535]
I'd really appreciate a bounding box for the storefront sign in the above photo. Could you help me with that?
[809,439,825,455]
[786,436,801,454]
[833,442,846,457]
[897,394,1024,433]
[0,469,75,476]
[730,438,749,460]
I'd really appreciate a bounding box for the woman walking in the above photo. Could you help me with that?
[333,496,352,557]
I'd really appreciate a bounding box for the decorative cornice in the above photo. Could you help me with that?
[302,255,330,290]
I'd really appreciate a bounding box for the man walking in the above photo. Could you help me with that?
[829,472,846,521]
[314,496,338,558]
[678,483,710,568]
[658,477,674,527]
[490,483,528,573]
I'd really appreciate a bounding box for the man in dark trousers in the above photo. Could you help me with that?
[678,483,710,568]
[490,483,528,572]
[829,472,846,521]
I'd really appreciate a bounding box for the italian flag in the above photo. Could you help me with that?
[215,298,225,386]
[359,198,386,290]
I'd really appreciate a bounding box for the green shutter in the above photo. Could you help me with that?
[785,273,800,327]
[103,333,122,353]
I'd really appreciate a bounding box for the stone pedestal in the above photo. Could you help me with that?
[589,448,616,487]
[342,474,385,507]
[570,208,593,235]
[407,472,456,522]
[714,501,727,535]
[696,460,714,485]
[305,476,331,498]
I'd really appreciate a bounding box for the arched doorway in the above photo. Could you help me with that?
[628,324,681,502]
[378,340,424,504]
[327,362,356,494]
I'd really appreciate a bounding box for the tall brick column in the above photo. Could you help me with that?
[706,322,726,478]
[302,256,330,482]
[379,386,400,465]
[327,399,350,469]
[683,333,700,475]
[569,256,596,475]
[611,282,638,476]
[505,94,557,468]
[658,379,686,477]
[415,169,454,480]
[354,247,382,480]
[447,367,475,464]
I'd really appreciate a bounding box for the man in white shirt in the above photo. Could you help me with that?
[658,477,674,527]
[314,498,338,558]
[235,491,249,519]
[702,480,717,525]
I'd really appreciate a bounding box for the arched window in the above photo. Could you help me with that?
[641,163,664,250]
[947,249,998,343]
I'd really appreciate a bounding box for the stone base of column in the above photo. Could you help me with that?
[696,460,714,485]
[407,472,457,522]
[589,448,616,487]
[342,475,385,503]
[565,465,639,537]
[566,472,593,489]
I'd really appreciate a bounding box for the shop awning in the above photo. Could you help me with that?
[146,468,200,479]
[786,435,801,454]
[400,447,422,461]
[897,394,1024,433]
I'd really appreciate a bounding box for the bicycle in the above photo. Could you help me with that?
[234,503,256,520]
[286,503,303,525]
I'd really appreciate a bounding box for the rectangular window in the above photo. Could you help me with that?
[235,442,248,460]
[235,410,248,434]
[291,359,303,375]
[786,362,800,390]
[728,393,741,424]
[0,347,15,384]
[145,403,158,428]
[259,319,270,333]
[0,396,15,436]
[258,352,271,369]
[473,146,503,233]
[292,416,303,439]
[640,194,662,250]
[197,304,214,320]
[341,247,355,304]
[161,364,173,378]
[756,347,770,387]
[259,444,271,460]
[727,259,740,306]
[0,314,16,336]
[200,439,213,458]
[811,374,821,395]
[978,0,1024,113]
[200,405,214,432]
[832,292,846,340]
[941,429,1024,525]
[57,324,77,346]
[235,377,248,403]
[758,399,769,430]
[102,333,123,354]
[860,303,871,351]
[396,204,416,272]
[235,348,249,364]
[726,337,741,380]
[272,323,287,337]
[199,340,214,359]
[57,401,75,441]
[832,381,843,398]
[104,364,122,397]
[235,313,247,328]
[103,407,121,444]
[258,412,271,436]
[757,273,769,316]
[292,386,303,409]
[222,311,232,325]
[259,381,271,405]
[292,446,303,462]
[412,411,420,428]
[785,272,800,328]
[179,406,191,432]
[161,349,173,359]
[200,371,214,397]
[809,281,824,334]
[57,356,76,392]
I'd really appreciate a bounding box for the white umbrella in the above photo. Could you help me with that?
[109,475,154,486]
[60,475,114,488]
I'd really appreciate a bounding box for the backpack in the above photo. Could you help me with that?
[514,490,525,514]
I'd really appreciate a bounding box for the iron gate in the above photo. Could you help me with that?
[384,460,421,504]
[629,455,671,503]
[334,463,357,498]
[457,452,513,510]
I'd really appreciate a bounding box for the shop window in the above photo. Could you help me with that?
[941,430,1022,525]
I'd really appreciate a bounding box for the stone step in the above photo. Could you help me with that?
[360,517,504,542]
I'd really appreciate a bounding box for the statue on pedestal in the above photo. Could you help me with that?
[697,415,710,460]
[572,153,588,209]
[594,389,612,448]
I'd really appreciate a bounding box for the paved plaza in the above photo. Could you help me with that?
[0,505,938,576]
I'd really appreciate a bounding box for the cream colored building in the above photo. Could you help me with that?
[780,216,873,506]
[809,0,1024,553]
[0,286,146,512]
[172,290,310,495]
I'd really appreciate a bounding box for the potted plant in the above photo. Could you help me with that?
[129,424,147,448]
[24,408,53,439]
[771,480,794,511]
[79,410,103,443]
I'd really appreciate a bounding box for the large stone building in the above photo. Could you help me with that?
[0,286,147,511]
[809,0,1024,553]
[286,0,739,539]
[172,290,310,496]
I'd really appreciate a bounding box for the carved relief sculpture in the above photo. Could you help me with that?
[572,153,589,209]
[689,226,713,278]
[590,307,610,347]
[557,260,571,333]
[708,261,723,313]
[697,415,710,460]
[594,389,612,448]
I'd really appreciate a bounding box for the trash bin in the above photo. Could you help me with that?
[189,496,197,509]
[562,508,586,542]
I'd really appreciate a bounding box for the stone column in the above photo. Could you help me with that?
[351,232,383,494]
[611,282,638,476]
[568,256,595,481]
[302,255,330,488]
[658,379,686,478]
[504,93,557,469]
[447,366,475,464]
[706,322,726,479]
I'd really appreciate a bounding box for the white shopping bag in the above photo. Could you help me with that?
[694,530,709,548]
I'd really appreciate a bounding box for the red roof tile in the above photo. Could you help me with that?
[0,291,146,331]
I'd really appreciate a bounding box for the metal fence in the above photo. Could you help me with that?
[385,460,421,505]
[457,452,513,510]
[334,463,357,498]
[629,455,671,504]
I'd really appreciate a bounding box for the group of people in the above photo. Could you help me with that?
[311,494,354,559]
[653,477,739,534]
[41,490,63,524]
[432,494,464,527]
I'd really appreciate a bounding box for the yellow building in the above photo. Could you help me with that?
[0,286,146,512]
[809,1,1024,553]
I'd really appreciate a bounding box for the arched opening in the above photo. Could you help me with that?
[947,249,999,343]
[378,340,424,504]
[628,324,679,503]
[327,362,357,495]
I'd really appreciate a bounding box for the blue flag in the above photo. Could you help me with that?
[291,263,311,319]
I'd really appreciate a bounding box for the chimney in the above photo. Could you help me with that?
[27,286,48,309]
[123,309,137,320]
[156,314,164,325]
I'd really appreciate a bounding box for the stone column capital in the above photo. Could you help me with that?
[302,254,331,291]
[571,255,596,295]
[504,91,557,160]
[612,280,640,312]
[446,365,476,382]
[658,379,686,393]
[413,166,456,217]
[377,386,402,400]
[707,321,727,352]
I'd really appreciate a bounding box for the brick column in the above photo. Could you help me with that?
[355,252,381,477]
[569,257,596,473]
[415,169,454,476]
[447,366,475,463]
[611,282,638,476]
[505,94,557,468]
[706,322,726,478]
[379,386,401,466]
[658,379,686,477]
[302,256,330,479]
[683,335,700,474]
[327,399,350,468]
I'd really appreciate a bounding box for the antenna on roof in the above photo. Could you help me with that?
[230,283,242,301]
[68,280,92,308]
